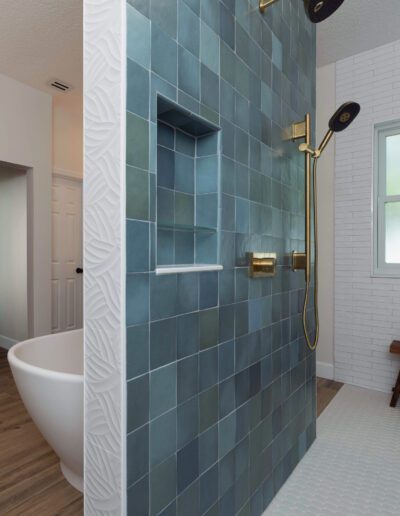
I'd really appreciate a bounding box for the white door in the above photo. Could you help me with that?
[51,176,83,332]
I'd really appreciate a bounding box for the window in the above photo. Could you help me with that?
[374,121,400,275]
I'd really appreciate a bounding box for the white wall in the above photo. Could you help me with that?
[53,91,83,178]
[316,63,336,379]
[334,40,400,392]
[0,165,28,344]
[0,72,52,338]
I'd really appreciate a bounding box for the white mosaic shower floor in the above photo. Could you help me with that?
[264,384,400,516]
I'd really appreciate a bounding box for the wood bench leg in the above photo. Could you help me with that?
[390,370,400,407]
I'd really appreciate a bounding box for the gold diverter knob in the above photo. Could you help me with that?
[247,253,277,278]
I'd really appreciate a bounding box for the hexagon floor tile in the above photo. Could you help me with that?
[264,384,400,515]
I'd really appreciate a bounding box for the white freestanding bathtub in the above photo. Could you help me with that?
[8,329,83,492]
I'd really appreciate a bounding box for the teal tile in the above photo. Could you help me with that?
[178,0,200,57]
[150,0,177,39]
[178,46,200,99]
[126,165,149,221]
[126,112,149,169]
[200,22,219,75]
[152,27,177,86]
[127,4,150,68]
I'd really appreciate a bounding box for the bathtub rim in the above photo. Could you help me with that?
[8,329,83,384]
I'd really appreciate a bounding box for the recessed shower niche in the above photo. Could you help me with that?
[156,97,221,273]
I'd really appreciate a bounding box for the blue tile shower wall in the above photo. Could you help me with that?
[126,1,316,515]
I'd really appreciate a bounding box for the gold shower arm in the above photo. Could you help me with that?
[259,0,279,13]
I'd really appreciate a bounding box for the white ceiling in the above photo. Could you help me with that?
[0,0,82,95]
[317,0,400,67]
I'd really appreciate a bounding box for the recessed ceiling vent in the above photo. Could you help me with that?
[46,78,73,93]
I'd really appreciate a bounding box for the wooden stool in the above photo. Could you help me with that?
[390,340,400,407]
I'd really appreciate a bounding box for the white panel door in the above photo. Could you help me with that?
[51,176,83,332]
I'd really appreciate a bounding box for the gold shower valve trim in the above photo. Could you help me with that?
[248,252,277,278]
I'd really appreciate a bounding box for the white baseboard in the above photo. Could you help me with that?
[0,334,18,350]
[317,361,334,380]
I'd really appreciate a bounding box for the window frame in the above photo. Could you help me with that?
[373,120,400,277]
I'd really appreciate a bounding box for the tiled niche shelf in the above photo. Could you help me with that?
[156,96,222,275]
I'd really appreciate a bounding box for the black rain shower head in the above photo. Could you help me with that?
[328,101,361,132]
[303,0,345,23]
[260,0,345,23]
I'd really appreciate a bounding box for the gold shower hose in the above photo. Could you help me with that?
[303,156,319,351]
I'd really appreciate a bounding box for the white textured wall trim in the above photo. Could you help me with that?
[84,1,126,514]
[334,39,400,394]
[317,361,334,380]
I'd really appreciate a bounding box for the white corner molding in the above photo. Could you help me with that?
[0,334,18,350]
[316,361,335,380]
[84,1,126,514]
[156,264,223,275]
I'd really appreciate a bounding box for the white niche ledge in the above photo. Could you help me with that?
[155,264,223,275]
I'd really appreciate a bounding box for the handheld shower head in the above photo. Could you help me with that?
[315,101,360,157]
[303,0,345,23]
[328,101,361,132]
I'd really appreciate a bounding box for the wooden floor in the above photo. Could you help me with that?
[317,377,344,417]
[0,347,83,515]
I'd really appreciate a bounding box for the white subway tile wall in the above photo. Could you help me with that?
[335,40,400,392]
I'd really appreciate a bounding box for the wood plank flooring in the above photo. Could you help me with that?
[317,377,344,417]
[0,347,83,515]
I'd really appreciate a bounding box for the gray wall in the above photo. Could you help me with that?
[0,164,27,343]
[125,1,317,514]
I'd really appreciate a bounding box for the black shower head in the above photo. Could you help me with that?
[328,102,361,132]
[303,0,345,23]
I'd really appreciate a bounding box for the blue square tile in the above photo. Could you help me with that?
[157,146,175,189]
[198,424,218,474]
[150,455,177,516]
[127,220,149,272]
[177,396,199,449]
[178,354,199,404]
[199,271,218,309]
[199,463,218,513]
[152,27,177,85]
[127,59,149,118]
[150,363,177,419]
[150,0,177,39]
[199,347,218,392]
[196,156,218,194]
[178,0,200,57]
[200,22,219,75]
[150,408,177,467]
[219,304,234,343]
[196,193,218,228]
[201,64,219,112]
[177,272,199,313]
[127,373,149,432]
[127,323,149,379]
[218,340,234,380]
[150,274,178,320]
[127,4,150,68]
[127,475,149,516]
[175,153,195,193]
[177,438,199,493]
[200,0,219,33]
[150,317,177,370]
[127,424,149,486]
[126,273,149,325]
[178,46,200,99]
[177,312,199,358]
